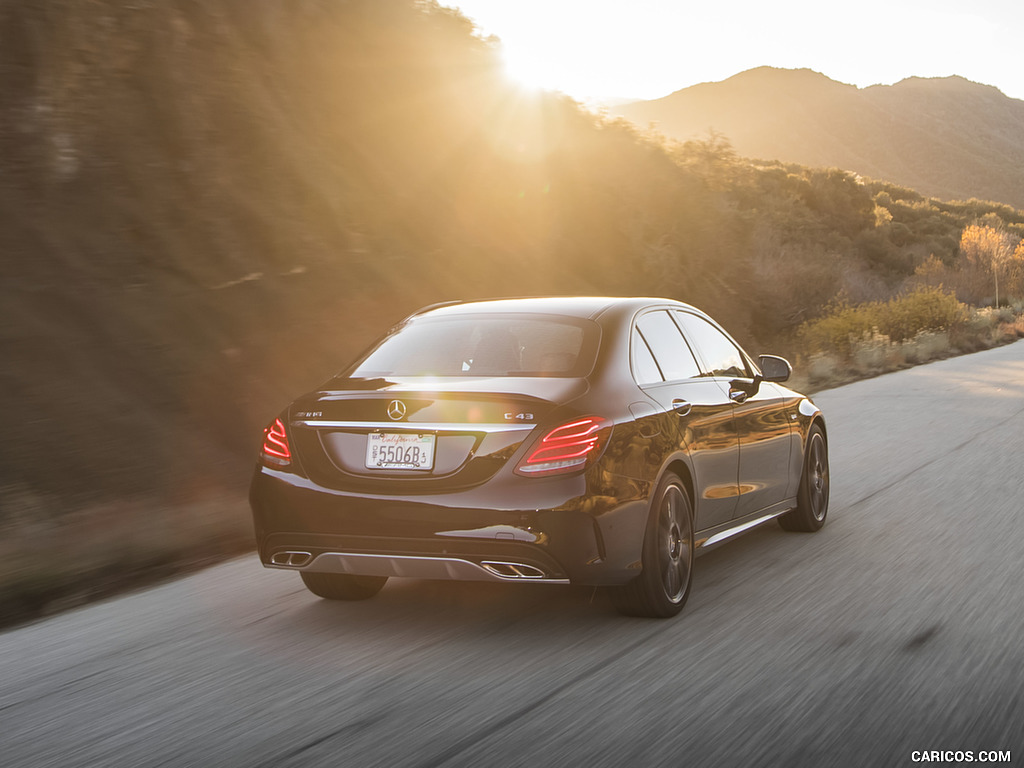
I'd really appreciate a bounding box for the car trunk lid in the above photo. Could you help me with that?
[288,377,587,492]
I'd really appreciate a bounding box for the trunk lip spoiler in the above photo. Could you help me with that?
[293,420,536,433]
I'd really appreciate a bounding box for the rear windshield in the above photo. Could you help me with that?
[346,314,600,378]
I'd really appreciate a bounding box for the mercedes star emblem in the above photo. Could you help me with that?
[387,399,407,420]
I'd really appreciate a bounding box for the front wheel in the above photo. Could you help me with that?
[779,423,829,532]
[300,572,388,601]
[610,472,694,618]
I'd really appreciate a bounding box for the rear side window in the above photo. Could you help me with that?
[674,312,751,378]
[633,311,701,383]
[631,328,663,385]
[347,315,598,378]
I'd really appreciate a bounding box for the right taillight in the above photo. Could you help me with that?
[514,417,610,477]
[261,418,291,466]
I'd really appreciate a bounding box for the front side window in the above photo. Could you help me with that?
[674,312,751,378]
[347,315,598,378]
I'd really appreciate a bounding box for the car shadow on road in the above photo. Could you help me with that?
[260,517,819,648]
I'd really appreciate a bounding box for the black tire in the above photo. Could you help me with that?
[611,472,694,618]
[779,423,829,532]
[300,572,388,601]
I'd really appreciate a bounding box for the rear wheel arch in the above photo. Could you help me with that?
[663,458,696,516]
[608,457,695,591]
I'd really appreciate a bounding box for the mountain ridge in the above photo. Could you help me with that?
[611,67,1024,208]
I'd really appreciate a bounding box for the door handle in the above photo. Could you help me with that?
[729,377,758,403]
[671,399,692,416]
[729,388,749,404]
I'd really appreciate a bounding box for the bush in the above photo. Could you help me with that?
[881,286,970,342]
[798,286,968,359]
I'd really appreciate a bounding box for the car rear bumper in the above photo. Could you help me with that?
[249,464,649,586]
[263,534,571,583]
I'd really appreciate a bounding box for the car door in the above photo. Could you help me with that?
[632,309,739,530]
[672,311,795,519]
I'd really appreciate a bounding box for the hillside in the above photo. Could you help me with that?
[612,67,1024,209]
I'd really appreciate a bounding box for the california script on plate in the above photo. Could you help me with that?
[365,432,435,470]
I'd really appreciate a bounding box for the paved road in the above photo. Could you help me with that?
[3,341,1023,767]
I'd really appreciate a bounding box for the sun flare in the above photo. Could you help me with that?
[498,43,555,94]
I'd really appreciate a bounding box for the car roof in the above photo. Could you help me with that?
[411,296,699,321]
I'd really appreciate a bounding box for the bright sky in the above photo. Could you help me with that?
[444,0,1024,104]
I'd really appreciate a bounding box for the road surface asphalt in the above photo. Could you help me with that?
[2,340,1022,767]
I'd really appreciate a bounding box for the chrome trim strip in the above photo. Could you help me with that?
[697,510,789,549]
[294,420,536,433]
[283,551,570,584]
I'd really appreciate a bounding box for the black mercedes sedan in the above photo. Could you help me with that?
[249,297,829,617]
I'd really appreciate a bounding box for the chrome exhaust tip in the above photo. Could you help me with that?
[270,551,312,568]
[480,561,547,579]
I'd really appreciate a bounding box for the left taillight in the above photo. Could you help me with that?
[514,416,610,477]
[261,418,291,466]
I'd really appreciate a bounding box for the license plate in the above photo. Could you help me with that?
[365,433,436,471]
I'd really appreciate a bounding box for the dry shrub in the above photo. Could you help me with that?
[798,286,967,360]
[950,306,1023,351]
[850,330,891,374]
[807,353,838,382]
[1004,306,1024,338]
[902,331,951,365]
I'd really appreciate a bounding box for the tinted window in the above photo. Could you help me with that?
[631,328,663,384]
[348,315,597,378]
[674,312,750,378]
[635,311,701,382]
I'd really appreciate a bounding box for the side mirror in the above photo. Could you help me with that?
[759,355,792,383]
